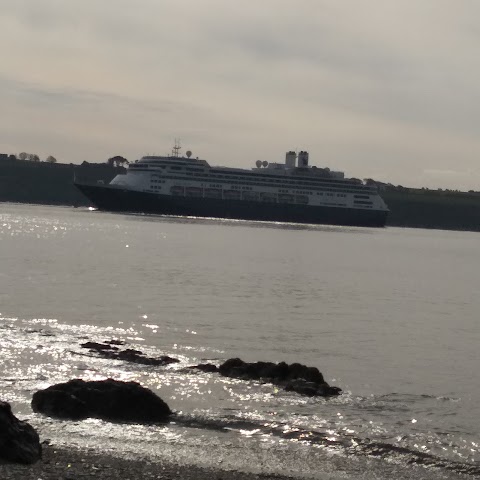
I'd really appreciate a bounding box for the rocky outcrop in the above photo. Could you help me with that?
[0,401,42,464]
[216,358,341,397]
[32,379,172,423]
[187,363,219,373]
[187,358,341,397]
[80,340,179,367]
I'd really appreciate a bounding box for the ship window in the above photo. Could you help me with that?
[170,166,182,171]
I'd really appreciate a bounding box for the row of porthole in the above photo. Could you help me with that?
[145,171,372,195]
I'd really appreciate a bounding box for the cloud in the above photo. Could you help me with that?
[1,0,480,189]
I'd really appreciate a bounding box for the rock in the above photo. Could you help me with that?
[80,341,180,366]
[304,366,325,384]
[258,361,289,380]
[0,401,42,464]
[218,358,341,397]
[284,380,319,397]
[115,350,178,367]
[285,363,325,384]
[80,341,118,351]
[323,385,342,396]
[32,379,172,423]
[284,379,340,397]
[218,357,245,375]
[188,363,218,373]
[118,348,143,356]
[31,389,89,420]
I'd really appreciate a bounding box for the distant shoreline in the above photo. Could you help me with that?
[1,157,480,232]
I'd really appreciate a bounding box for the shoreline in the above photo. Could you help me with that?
[0,443,297,480]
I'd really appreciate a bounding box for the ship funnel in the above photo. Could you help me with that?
[298,151,309,168]
[285,151,296,168]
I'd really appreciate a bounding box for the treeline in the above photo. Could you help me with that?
[4,152,130,167]
[15,152,57,163]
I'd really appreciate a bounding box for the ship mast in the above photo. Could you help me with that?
[171,138,181,158]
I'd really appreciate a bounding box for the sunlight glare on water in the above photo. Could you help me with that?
[0,204,479,479]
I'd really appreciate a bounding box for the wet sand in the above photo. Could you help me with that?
[0,444,297,480]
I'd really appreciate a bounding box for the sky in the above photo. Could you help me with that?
[1,0,480,190]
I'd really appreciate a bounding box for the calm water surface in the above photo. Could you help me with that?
[0,203,479,479]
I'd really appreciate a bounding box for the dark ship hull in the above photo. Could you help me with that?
[75,183,388,227]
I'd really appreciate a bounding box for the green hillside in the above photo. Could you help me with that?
[382,188,480,231]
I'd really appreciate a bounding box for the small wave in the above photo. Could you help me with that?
[172,412,480,476]
[436,395,461,402]
[377,392,461,403]
[378,392,438,402]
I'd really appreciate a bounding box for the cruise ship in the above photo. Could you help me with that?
[75,144,389,227]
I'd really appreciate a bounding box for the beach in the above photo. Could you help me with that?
[0,444,294,480]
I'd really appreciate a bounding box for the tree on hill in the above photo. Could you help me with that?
[17,152,40,161]
[46,155,57,163]
[107,155,129,167]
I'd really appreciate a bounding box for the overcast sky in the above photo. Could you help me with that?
[1,0,479,190]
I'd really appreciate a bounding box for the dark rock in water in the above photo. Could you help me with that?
[118,348,143,356]
[80,341,119,351]
[188,363,218,373]
[32,379,172,423]
[0,401,42,464]
[284,380,319,397]
[284,379,340,397]
[325,385,342,395]
[80,340,179,366]
[114,349,178,366]
[257,361,289,380]
[286,363,325,384]
[31,389,89,420]
[218,358,341,397]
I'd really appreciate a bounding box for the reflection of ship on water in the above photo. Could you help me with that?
[75,143,389,227]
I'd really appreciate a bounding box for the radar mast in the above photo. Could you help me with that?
[171,139,181,158]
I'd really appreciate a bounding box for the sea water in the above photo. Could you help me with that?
[0,203,478,479]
